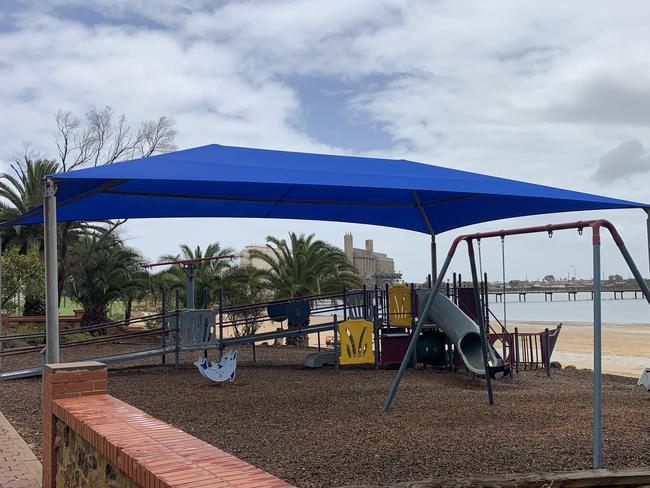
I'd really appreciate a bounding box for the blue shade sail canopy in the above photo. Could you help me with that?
[4,144,646,233]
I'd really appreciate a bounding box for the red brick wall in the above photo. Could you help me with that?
[42,361,294,488]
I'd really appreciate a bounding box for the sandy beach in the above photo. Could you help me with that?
[510,321,649,377]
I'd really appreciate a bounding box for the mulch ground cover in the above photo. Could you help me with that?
[0,341,648,487]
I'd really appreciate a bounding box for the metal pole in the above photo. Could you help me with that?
[174,289,180,369]
[383,253,453,412]
[409,282,417,366]
[333,314,339,373]
[44,179,59,364]
[412,189,437,280]
[218,289,224,359]
[592,242,602,469]
[185,265,195,309]
[645,209,650,277]
[0,235,3,370]
[202,287,208,359]
[373,292,380,370]
[514,327,520,374]
[431,234,437,281]
[617,241,650,306]
[545,328,551,377]
[161,289,167,365]
[468,240,495,405]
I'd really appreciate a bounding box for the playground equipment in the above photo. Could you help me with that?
[0,289,356,380]
[387,284,412,326]
[337,319,375,366]
[383,219,650,471]
[639,368,650,391]
[303,350,336,368]
[418,291,506,376]
[0,278,557,380]
[194,350,238,382]
[144,255,236,310]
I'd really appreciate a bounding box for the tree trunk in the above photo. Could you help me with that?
[80,309,109,335]
[23,297,45,317]
[23,296,46,316]
[285,326,309,347]
[56,223,73,306]
[124,297,133,321]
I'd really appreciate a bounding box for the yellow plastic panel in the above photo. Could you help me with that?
[338,319,375,366]
[388,284,412,326]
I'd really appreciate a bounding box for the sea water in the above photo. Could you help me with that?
[489,292,650,324]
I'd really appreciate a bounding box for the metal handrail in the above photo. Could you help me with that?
[0,311,176,342]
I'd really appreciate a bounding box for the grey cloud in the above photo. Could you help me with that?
[545,78,650,126]
[593,139,650,183]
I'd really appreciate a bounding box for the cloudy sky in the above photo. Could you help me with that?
[1,0,649,283]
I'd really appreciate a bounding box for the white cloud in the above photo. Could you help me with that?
[0,9,333,163]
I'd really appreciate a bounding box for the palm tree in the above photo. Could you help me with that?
[65,235,145,327]
[120,268,151,321]
[0,158,59,313]
[250,232,361,299]
[222,266,268,337]
[0,158,59,251]
[0,156,122,305]
[159,242,235,308]
[249,232,361,345]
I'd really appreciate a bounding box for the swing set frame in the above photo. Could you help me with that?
[383,219,650,470]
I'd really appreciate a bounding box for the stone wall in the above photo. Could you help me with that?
[54,418,138,488]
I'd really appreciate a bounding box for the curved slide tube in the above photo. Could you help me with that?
[417,291,504,375]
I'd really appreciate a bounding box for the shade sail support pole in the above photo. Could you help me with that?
[412,190,437,280]
[184,265,195,309]
[645,208,650,277]
[431,234,437,282]
[0,235,3,370]
[44,178,59,364]
[383,252,453,412]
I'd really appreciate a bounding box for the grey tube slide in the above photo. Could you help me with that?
[417,290,504,375]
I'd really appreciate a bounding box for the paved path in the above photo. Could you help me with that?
[0,411,41,488]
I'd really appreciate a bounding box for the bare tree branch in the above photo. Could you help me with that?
[55,111,79,172]
[87,107,113,167]
[106,115,136,163]
[53,106,177,170]
[137,116,178,157]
